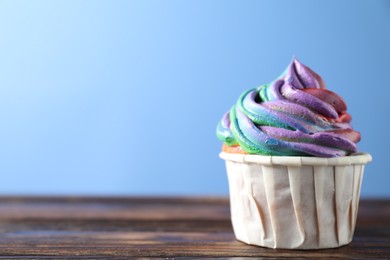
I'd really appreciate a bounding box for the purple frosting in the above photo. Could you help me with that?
[216,58,360,157]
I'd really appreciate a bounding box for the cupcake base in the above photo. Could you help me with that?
[220,152,372,249]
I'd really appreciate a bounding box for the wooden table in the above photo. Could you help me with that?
[0,197,388,259]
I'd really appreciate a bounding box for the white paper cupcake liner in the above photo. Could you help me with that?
[220,152,372,249]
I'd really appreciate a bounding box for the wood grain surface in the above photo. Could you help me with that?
[0,197,388,259]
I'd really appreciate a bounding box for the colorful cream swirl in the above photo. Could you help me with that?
[216,58,360,157]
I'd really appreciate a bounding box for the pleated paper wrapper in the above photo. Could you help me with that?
[220,152,372,249]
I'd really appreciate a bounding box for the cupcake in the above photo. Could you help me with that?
[216,58,372,249]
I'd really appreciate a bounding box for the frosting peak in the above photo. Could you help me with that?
[216,58,360,157]
[286,58,326,89]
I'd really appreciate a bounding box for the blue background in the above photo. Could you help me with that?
[0,0,389,197]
